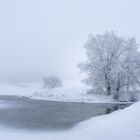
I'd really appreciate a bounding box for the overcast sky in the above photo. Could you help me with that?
[0,0,140,83]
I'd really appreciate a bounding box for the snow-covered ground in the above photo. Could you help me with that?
[0,83,40,97]
[0,101,139,140]
[31,86,114,103]
[0,81,138,103]
[0,81,115,103]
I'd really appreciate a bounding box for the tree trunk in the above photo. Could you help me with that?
[107,85,111,95]
[114,88,119,100]
[114,75,120,100]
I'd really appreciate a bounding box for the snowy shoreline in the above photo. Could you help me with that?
[0,83,137,104]
[30,96,134,104]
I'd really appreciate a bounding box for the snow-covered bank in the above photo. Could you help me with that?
[0,82,138,103]
[65,101,140,140]
[30,81,138,103]
[0,82,115,103]
[0,83,41,97]
[29,81,117,103]
[0,102,139,140]
[31,86,114,103]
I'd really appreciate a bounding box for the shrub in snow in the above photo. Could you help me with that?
[43,76,62,89]
[78,31,140,101]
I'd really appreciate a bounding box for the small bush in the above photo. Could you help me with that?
[43,76,62,89]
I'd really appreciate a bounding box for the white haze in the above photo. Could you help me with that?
[0,0,140,83]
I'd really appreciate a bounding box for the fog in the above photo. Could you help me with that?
[0,0,139,83]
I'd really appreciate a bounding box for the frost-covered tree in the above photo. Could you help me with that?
[43,76,62,89]
[78,31,140,100]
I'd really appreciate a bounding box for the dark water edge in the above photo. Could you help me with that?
[0,95,132,132]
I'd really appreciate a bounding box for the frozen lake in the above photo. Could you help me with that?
[0,96,130,131]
